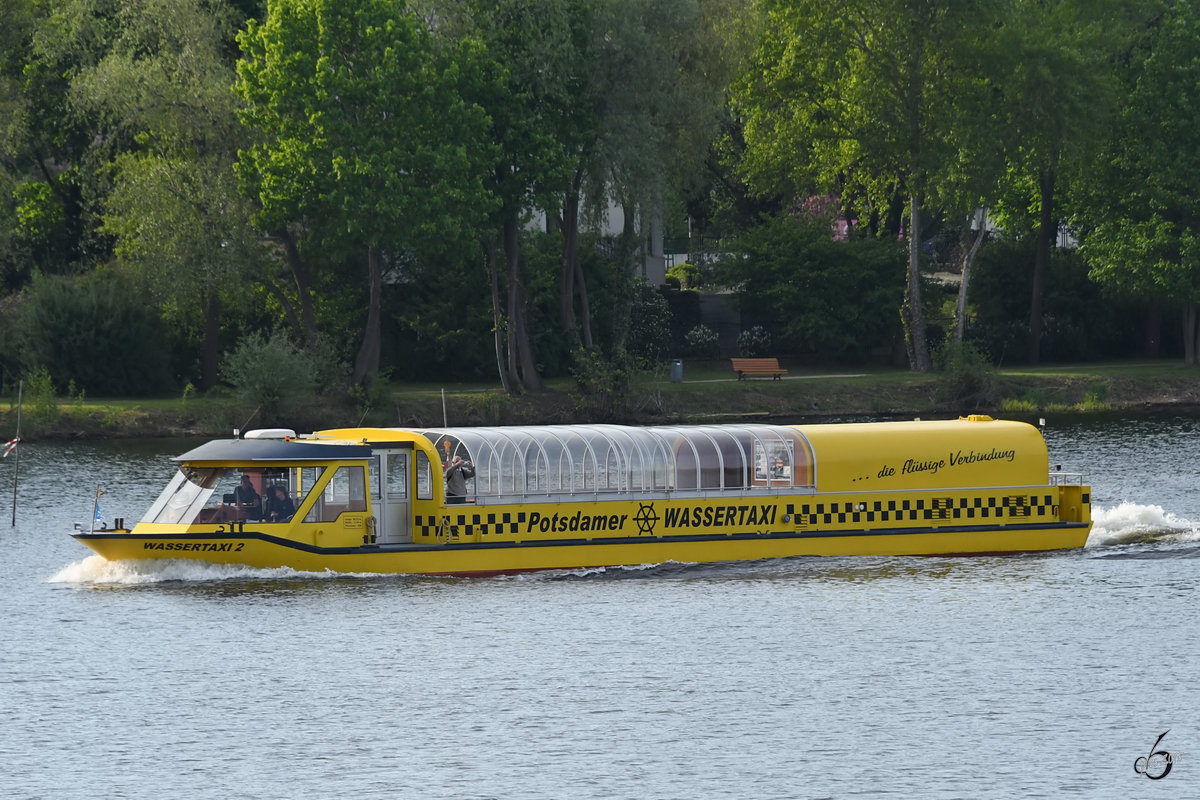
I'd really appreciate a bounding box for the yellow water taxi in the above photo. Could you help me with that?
[72,416,1091,575]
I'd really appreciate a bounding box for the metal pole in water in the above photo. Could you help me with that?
[10,380,21,527]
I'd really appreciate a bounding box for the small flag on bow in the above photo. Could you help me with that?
[2,436,18,457]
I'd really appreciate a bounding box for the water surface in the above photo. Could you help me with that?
[2,416,1197,798]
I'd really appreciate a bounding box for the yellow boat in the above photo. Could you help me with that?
[72,416,1091,576]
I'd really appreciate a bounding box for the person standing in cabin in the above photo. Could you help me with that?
[444,455,475,504]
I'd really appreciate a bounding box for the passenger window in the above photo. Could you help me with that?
[388,454,408,500]
[416,452,432,500]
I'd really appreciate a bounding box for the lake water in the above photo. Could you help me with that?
[2,415,1197,798]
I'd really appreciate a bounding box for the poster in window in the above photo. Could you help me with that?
[753,440,794,485]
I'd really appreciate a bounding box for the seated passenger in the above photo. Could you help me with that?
[266,484,295,523]
[233,474,261,520]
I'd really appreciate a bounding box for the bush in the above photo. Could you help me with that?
[23,364,59,430]
[626,281,671,368]
[737,326,771,357]
[684,324,720,359]
[665,261,702,290]
[5,271,176,396]
[935,340,998,409]
[569,347,633,422]
[219,330,318,426]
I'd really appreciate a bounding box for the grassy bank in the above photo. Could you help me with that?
[5,360,1200,440]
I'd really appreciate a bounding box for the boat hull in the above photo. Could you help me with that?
[71,418,1094,577]
[73,522,1091,577]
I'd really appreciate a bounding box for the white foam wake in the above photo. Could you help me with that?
[47,554,348,585]
[1088,502,1199,547]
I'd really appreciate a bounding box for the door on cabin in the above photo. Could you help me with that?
[372,448,412,544]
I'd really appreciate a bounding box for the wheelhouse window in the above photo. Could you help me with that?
[304,465,367,523]
[140,465,323,525]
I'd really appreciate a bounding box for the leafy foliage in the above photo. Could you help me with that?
[625,281,672,368]
[966,236,1142,363]
[2,0,1200,399]
[1070,0,1200,360]
[717,213,904,362]
[219,329,321,425]
[23,364,59,429]
[665,261,703,290]
[569,346,633,422]
[7,271,176,396]
[737,325,771,358]
[235,0,497,384]
[934,340,998,410]
[684,324,720,360]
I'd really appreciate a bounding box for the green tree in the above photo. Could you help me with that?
[427,0,582,393]
[235,0,495,386]
[429,0,735,391]
[72,0,264,390]
[572,0,733,357]
[717,213,904,360]
[734,0,990,372]
[1072,0,1200,363]
[986,0,1146,363]
[5,0,130,281]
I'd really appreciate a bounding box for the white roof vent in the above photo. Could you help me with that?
[243,428,298,440]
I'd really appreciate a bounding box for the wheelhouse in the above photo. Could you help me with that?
[138,438,371,527]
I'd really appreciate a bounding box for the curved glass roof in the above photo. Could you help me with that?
[417,424,815,500]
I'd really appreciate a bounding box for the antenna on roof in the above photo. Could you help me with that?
[238,406,260,438]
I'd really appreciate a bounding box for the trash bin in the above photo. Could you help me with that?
[670,359,683,383]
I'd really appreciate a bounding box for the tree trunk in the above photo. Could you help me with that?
[953,208,987,343]
[1027,166,1055,364]
[575,248,593,350]
[903,194,932,372]
[504,214,543,391]
[560,171,594,350]
[276,227,319,351]
[1184,303,1198,365]
[351,245,383,386]
[559,172,581,338]
[201,288,220,391]
[486,240,513,394]
[257,277,302,340]
[612,197,641,351]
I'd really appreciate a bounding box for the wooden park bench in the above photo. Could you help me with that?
[730,357,788,380]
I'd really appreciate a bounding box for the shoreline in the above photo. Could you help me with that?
[6,369,1200,440]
